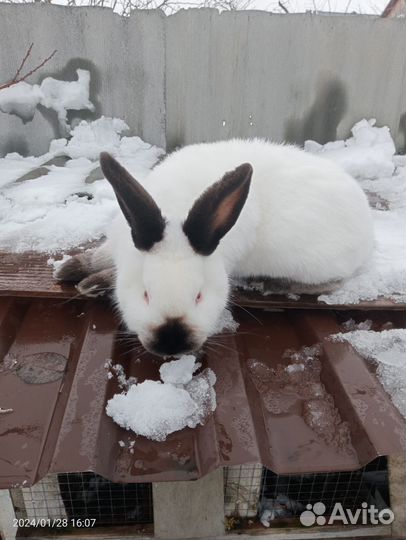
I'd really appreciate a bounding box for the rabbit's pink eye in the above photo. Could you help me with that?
[143,291,149,303]
[195,292,202,304]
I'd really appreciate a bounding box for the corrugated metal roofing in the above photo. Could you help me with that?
[0,266,404,488]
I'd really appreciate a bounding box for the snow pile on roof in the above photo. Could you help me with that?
[0,117,164,253]
[305,119,396,180]
[106,355,216,441]
[331,328,406,420]
[307,119,405,305]
[0,69,94,131]
[318,161,405,303]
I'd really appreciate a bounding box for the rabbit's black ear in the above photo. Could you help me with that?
[100,153,165,251]
[183,163,252,256]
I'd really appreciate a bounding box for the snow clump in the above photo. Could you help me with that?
[106,355,217,442]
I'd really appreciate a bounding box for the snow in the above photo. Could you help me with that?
[47,254,71,272]
[233,119,405,305]
[40,70,95,131]
[311,119,405,305]
[0,152,55,190]
[159,354,199,384]
[54,116,129,160]
[104,360,137,390]
[0,69,94,131]
[0,117,164,253]
[305,119,396,180]
[106,355,217,441]
[0,112,404,305]
[213,308,239,334]
[248,344,354,451]
[107,380,198,441]
[318,163,405,305]
[0,82,42,122]
[341,318,373,332]
[330,329,406,420]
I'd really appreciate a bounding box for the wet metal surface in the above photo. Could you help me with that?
[0,296,404,489]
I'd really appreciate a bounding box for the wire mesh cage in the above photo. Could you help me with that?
[11,472,153,527]
[224,465,263,518]
[224,457,390,526]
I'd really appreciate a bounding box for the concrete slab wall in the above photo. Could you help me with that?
[0,5,405,157]
[165,10,406,151]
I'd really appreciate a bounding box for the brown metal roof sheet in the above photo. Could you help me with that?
[0,294,404,489]
[1,252,404,311]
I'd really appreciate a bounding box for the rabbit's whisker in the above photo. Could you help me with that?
[227,299,263,326]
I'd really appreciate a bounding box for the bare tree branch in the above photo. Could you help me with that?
[0,43,57,91]
[278,1,289,12]
[13,42,34,81]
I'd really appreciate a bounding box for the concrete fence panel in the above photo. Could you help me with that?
[0,5,405,157]
[165,9,405,150]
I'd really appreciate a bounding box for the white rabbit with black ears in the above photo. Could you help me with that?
[55,138,373,356]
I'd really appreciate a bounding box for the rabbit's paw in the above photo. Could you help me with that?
[53,254,90,282]
[76,268,115,297]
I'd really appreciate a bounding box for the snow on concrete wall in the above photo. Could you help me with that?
[0,5,405,157]
[0,5,166,156]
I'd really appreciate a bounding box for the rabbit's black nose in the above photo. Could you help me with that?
[150,317,195,356]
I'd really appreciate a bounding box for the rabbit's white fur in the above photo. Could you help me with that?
[104,139,373,353]
[108,219,230,351]
[138,139,373,281]
[56,138,373,355]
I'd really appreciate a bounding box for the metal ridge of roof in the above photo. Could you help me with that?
[0,296,404,489]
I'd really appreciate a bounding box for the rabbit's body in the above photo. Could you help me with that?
[56,139,373,356]
[121,139,373,284]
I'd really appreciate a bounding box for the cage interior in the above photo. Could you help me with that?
[12,472,153,527]
[10,458,390,531]
[224,457,390,527]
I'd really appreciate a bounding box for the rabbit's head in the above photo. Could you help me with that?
[100,153,252,356]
